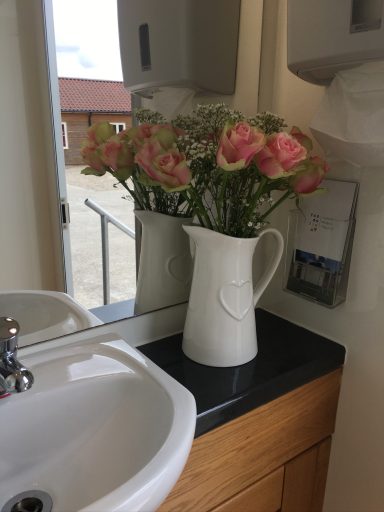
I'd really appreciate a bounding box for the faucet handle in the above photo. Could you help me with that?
[0,317,33,394]
[0,317,19,355]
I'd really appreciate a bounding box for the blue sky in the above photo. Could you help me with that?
[52,0,123,80]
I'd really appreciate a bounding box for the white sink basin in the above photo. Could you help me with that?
[0,291,102,346]
[0,331,196,512]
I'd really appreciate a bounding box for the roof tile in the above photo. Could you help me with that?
[59,77,131,113]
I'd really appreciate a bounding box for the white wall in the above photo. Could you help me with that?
[259,1,384,511]
[0,0,64,291]
[232,0,264,115]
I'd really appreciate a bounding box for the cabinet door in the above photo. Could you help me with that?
[159,371,341,512]
[211,467,284,512]
[281,437,332,512]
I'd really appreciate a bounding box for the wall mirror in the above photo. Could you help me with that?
[0,0,263,345]
[0,0,195,337]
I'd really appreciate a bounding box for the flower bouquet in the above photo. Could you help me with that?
[168,105,328,366]
[81,104,328,229]
[173,104,327,236]
[80,110,193,217]
[81,104,328,365]
[80,112,195,314]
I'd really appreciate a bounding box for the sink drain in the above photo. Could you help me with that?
[1,491,52,512]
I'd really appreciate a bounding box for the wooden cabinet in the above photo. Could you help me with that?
[212,466,284,512]
[159,369,342,512]
[281,438,332,512]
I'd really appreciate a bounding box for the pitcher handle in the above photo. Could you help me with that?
[253,228,284,307]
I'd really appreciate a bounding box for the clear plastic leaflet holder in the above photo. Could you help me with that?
[284,209,356,308]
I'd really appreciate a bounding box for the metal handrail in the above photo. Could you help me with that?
[84,198,135,305]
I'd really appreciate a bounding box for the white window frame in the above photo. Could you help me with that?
[111,122,126,134]
[61,121,68,149]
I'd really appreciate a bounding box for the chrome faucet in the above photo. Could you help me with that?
[0,317,34,396]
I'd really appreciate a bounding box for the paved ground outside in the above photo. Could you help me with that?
[66,166,137,310]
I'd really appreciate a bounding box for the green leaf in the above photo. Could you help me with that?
[81,167,106,176]
[115,167,133,181]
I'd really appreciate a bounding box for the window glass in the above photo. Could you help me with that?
[111,122,126,133]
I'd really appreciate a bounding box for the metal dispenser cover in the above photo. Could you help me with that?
[117,0,241,97]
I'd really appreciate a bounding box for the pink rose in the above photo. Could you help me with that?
[255,132,307,179]
[217,122,265,171]
[99,137,121,169]
[290,156,329,195]
[290,126,313,152]
[124,124,182,150]
[99,136,134,179]
[310,155,330,173]
[125,123,153,145]
[81,143,106,174]
[151,124,184,138]
[86,122,115,145]
[135,139,191,191]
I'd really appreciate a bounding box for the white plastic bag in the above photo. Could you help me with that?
[310,61,384,167]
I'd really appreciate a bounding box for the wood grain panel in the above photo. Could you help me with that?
[211,467,284,512]
[159,370,341,512]
[281,437,332,512]
[311,438,332,511]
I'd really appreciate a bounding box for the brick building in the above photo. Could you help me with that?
[59,77,132,165]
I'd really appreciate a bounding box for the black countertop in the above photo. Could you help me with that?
[138,309,346,437]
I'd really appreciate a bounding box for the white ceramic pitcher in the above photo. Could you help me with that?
[134,211,193,315]
[182,226,284,367]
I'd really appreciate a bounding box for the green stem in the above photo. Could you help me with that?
[118,178,145,210]
[153,186,165,213]
[242,176,268,226]
[182,190,202,224]
[184,187,214,230]
[231,174,243,236]
[246,172,257,203]
[259,190,292,222]
[215,172,229,233]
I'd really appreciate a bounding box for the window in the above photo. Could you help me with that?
[111,122,126,134]
[61,122,68,149]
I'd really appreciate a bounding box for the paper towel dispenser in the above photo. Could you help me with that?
[117,0,241,97]
[287,0,384,85]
